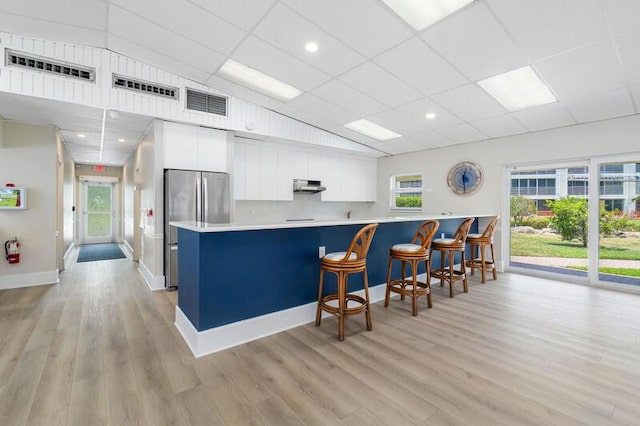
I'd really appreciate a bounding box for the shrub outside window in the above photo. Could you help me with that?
[391,173,422,210]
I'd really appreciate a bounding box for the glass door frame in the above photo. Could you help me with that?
[80,180,114,244]
[503,153,640,286]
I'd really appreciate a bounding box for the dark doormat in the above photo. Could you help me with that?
[77,243,126,263]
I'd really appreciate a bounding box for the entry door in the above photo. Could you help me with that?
[82,182,114,244]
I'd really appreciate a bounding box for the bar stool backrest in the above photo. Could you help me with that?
[345,223,379,261]
[481,215,500,239]
[412,220,440,249]
[453,217,475,244]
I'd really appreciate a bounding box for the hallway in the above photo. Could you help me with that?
[1,255,640,425]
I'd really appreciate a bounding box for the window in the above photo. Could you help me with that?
[391,173,422,209]
[600,164,624,173]
[600,181,623,195]
[602,199,624,211]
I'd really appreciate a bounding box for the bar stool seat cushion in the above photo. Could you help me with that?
[432,238,456,245]
[391,243,423,252]
[467,233,482,239]
[324,251,357,261]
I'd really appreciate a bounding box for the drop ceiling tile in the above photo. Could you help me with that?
[281,0,413,57]
[384,138,429,155]
[189,0,276,30]
[284,93,359,125]
[230,35,330,91]
[311,80,386,117]
[436,123,488,143]
[422,2,526,81]
[510,102,576,131]
[108,35,212,84]
[631,85,640,109]
[431,84,506,121]
[0,0,107,31]
[395,97,463,129]
[534,40,627,102]
[110,0,246,55]
[205,75,285,111]
[253,4,365,75]
[339,62,423,108]
[0,12,106,47]
[108,6,226,74]
[566,87,635,124]
[615,30,640,85]
[366,109,424,136]
[486,0,610,61]
[411,129,453,149]
[603,0,640,35]
[374,37,468,95]
[471,115,528,139]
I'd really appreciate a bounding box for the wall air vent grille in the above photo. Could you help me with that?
[5,49,95,82]
[112,74,179,100]
[186,88,228,117]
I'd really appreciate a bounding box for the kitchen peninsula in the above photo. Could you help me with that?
[172,215,490,357]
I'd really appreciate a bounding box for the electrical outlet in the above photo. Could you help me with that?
[319,246,326,258]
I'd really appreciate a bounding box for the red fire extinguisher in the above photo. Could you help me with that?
[4,237,20,264]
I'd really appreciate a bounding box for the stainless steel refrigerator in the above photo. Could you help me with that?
[164,169,230,289]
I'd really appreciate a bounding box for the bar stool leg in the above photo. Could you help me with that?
[448,250,455,298]
[316,269,325,326]
[461,249,468,293]
[384,256,393,307]
[491,242,497,280]
[411,260,418,316]
[425,258,433,309]
[440,251,445,287]
[480,242,486,284]
[337,272,346,341]
[363,269,372,331]
[400,261,407,300]
[469,241,476,276]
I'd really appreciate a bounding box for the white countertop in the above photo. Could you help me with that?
[170,214,492,233]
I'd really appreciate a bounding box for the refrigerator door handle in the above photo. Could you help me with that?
[195,175,202,222]
[203,176,209,222]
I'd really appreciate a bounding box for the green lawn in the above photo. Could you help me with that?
[511,232,640,260]
[567,266,640,277]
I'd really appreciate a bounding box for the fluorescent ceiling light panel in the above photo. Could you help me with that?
[218,59,303,101]
[344,119,402,140]
[477,66,557,111]
[382,0,476,31]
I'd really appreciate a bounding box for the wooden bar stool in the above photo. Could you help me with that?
[315,223,379,341]
[384,220,439,316]
[466,215,499,284]
[430,217,475,298]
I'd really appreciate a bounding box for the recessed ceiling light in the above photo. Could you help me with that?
[425,112,436,120]
[118,138,126,143]
[344,119,402,141]
[477,65,557,111]
[382,0,476,31]
[218,59,303,101]
[78,133,86,138]
[305,41,319,53]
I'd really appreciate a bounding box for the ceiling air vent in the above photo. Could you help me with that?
[112,74,179,100]
[186,88,228,117]
[5,49,95,82]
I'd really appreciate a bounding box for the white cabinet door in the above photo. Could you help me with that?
[278,148,294,200]
[233,142,247,200]
[163,122,197,169]
[244,144,262,200]
[260,145,279,200]
[321,155,346,202]
[291,150,309,180]
[197,128,227,172]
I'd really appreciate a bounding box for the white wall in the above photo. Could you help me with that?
[376,114,640,268]
[62,142,75,256]
[0,121,59,289]
[123,154,135,255]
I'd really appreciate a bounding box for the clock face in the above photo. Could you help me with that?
[447,161,483,196]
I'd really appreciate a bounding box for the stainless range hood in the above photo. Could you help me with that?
[293,179,326,193]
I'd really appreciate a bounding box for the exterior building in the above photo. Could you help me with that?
[511,163,640,217]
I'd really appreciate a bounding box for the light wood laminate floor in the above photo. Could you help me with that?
[1,253,639,425]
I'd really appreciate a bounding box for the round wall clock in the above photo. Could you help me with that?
[447,161,483,196]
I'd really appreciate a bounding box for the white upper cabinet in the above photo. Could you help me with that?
[233,139,377,202]
[163,122,227,172]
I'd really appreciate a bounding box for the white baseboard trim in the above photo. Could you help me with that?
[122,240,134,259]
[138,260,165,291]
[63,243,75,270]
[174,281,402,358]
[0,270,59,290]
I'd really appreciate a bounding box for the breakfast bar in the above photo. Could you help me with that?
[172,215,488,357]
